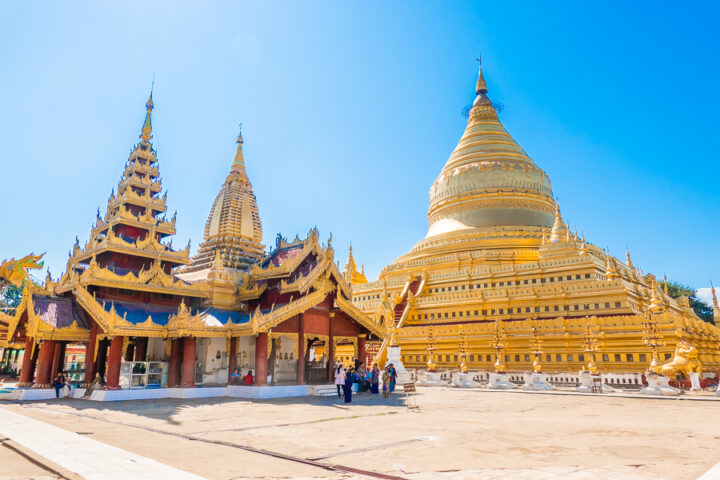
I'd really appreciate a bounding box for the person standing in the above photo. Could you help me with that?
[356,366,365,395]
[371,364,380,394]
[382,367,391,399]
[334,365,346,398]
[389,364,397,393]
[344,367,355,404]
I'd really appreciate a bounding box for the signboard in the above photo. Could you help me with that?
[403,382,416,393]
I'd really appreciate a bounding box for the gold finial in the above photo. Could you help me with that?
[712,282,719,309]
[663,274,669,295]
[475,56,488,95]
[140,92,154,142]
[230,124,247,176]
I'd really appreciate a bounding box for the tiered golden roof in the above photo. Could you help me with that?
[54,94,204,299]
[184,128,264,275]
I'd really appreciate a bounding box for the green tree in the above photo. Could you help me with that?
[0,282,24,315]
[662,280,714,325]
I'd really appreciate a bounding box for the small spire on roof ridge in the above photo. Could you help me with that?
[625,249,634,268]
[475,56,487,95]
[549,205,568,242]
[605,252,619,280]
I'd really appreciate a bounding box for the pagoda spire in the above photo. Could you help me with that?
[711,282,720,324]
[343,244,367,285]
[140,92,154,142]
[230,124,248,177]
[475,57,488,95]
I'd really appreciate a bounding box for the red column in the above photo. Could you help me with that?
[227,337,237,384]
[18,338,37,387]
[296,314,305,385]
[255,332,268,386]
[358,334,367,368]
[105,336,123,390]
[34,340,56,388]
[51,342,66,379]
[167,338,182,387]
[135,337,147,362]
[83,322,98,386]
[180,337,196,388]
[327,313,335,383]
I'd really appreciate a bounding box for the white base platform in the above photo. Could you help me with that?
[640,375,681,396]
[521,373,556,390]
[0,388,60,401]
[451,372,480,388]
[416,371,448,386]
[3,384,333,402]
[487,372,518,390]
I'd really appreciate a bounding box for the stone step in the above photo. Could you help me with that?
[308,385,338,396]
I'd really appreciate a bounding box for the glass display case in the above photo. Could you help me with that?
[121,361,169,388]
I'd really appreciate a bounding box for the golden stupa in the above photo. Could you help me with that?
[351,61,720,374]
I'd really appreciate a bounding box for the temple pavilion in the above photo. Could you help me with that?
[350,61,720,375]
[2,95,382,392]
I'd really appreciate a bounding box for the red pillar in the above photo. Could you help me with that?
[296,314,305,385]
[83,323,98,386]
[358,334,367,368]
[34,340,56,388]
[167,338,182,387]
[180,337,196,388]
[255,332,268,386]
[327,313,335,383]
[51,342,66,379]
[104,336,123,390]
[18,338,37,387]
[227,337,237,384]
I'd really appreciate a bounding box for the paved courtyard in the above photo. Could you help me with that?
[1,388,719,480]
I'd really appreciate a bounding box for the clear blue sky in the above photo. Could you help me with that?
[1,2,718,290]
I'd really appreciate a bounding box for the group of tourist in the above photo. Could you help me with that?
[334,363,397,403]
[230,369,254,385]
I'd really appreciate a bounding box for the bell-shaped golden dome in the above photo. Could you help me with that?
[425,61,556,239]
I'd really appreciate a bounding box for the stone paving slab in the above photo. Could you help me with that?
[0,408,205,480]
